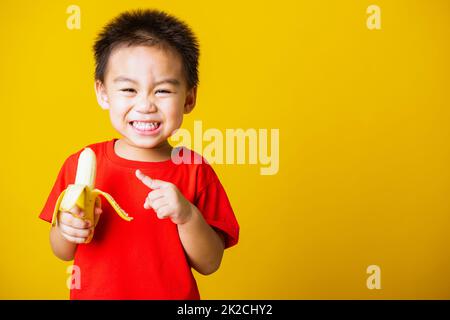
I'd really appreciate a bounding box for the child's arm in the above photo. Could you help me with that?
[136,170,225,275]
[49,224,78,261]
[177,205,225,275]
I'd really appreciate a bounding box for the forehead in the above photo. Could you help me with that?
[105,45,185,85]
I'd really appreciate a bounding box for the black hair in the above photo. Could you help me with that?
[93,9,199,89]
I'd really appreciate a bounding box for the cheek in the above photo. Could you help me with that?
[108,98,132,127]
[108,109,124,131]
[160,100,184,127]
[110,94,132,111]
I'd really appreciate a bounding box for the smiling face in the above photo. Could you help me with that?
[95,44,197,152]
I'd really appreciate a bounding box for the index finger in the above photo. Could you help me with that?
[135,170,168,189]
[135,169,153,188]
[59,211,90,229]
[68,205,83,217]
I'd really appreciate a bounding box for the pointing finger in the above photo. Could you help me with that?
[136,170,169,189]
[136,169,154,188]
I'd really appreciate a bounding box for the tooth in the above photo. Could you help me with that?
[134,121,158,129]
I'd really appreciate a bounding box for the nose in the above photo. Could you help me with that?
[135,94,157,113]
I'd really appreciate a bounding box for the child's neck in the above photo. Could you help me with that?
[114,138,173,162]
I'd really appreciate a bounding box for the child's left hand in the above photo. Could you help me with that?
[135,169,193,225]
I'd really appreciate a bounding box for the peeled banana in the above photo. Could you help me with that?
[51,147,133,243]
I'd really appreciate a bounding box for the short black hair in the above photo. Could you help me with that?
[93,9,200,90]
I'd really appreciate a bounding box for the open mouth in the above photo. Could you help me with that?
[129,121,162,134]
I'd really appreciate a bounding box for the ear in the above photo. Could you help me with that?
[183,86,197,114]
[94,80,110,110]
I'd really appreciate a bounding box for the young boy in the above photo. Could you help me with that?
[39,9,239,300]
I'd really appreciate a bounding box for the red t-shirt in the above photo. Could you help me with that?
[39,138,239,300]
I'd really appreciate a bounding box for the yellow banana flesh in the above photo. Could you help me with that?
[51,148,133,243]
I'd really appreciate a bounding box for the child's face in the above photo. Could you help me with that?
[95,45,196,149]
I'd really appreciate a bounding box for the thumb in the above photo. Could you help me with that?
[94,206,103,216]
[94,198,102,227]
[94,197,102,215]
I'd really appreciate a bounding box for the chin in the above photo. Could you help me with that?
[127,135,170,149]
[131,139,163,149]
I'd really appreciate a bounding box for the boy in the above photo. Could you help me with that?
[39,9,239,300]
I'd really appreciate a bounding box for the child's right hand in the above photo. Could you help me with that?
[57,202,102,244]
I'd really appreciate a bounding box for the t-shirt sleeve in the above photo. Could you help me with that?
[38,155,75,223]
[194,171,240,249]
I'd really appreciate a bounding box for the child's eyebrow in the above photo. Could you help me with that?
[113,76,181,87]
[113,76,138,84]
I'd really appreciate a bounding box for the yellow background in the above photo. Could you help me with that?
[0,0,449,299]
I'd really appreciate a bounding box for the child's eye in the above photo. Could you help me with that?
[155,89,171,94]
[121,88,136,93]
